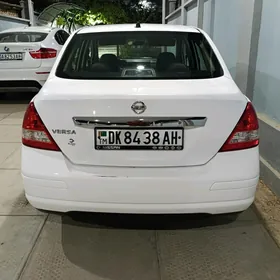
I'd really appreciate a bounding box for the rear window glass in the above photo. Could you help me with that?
[0,32,48,43]
[56,31,224,80]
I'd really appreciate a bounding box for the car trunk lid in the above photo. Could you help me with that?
[0,42,43,69]
[35,77,247,167]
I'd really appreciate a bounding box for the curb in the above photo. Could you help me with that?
[254,181,280,248]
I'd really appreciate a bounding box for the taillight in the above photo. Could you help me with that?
[29,48,57,59]
[22,102,60,151]
[220,102,259,152]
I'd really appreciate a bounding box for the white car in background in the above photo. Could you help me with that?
[0,26,69,93]
[21,24,260,215]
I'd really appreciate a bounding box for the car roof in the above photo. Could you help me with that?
[0,26,58,34]
[77,24,200,34]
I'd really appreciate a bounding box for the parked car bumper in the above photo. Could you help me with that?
[22,145,260,214]
[0,68,50,92]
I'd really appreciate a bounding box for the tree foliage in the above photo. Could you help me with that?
[56,3,128,32]
[120,0,162,23]
[55,0,162,32]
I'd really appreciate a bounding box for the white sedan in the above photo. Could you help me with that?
[0,26,69,93]
[21,24,259,215]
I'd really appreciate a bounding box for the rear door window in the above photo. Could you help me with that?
[55,30,70,45]
[55,31,64,45]
[0,32,48,43]
[61,30,70,43]
[56,31,223,80]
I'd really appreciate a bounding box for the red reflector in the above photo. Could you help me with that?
[29,48,57,59]
[22,102,60,151]
[220,102,259,152]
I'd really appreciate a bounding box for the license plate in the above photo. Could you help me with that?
[0,53,23,61]
[95,127,184,150]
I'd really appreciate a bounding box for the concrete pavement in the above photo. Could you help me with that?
[0,95,280,280]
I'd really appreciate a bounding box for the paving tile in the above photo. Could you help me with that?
[0,170,43,215]
[156,208,280,280]
[0,113,11,121]
[0,216,46,280]
[0,107,16,115]
[0,104,27,114]
[0,125,21,143]
[0,143,19,166]
[20,214,159,280]
[0,146,21,169]
[0,111,25,125]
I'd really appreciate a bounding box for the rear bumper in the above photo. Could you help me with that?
[21,146,260,214]
[0,80,42,92]
[25,195,255,214]
[0,68,50,92]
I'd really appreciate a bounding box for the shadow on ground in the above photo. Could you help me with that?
[0,93,35,104]
[50,210,274,280]
[57,212,242,280]
[66,211,239,230]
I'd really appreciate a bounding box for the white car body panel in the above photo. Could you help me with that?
[0,26,69,92]
[22,145,259,214]
[36,77,246,167]
[21,24,260,214]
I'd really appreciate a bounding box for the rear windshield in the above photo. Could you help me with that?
[0,32,48,43]
[56,31,224,80]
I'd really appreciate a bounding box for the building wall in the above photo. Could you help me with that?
[185,1,198,26]
[203,0,240,78]
[0,15,28,32]
[164,0,280,195]
[253,0,280,123]
[167,13,181,25]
